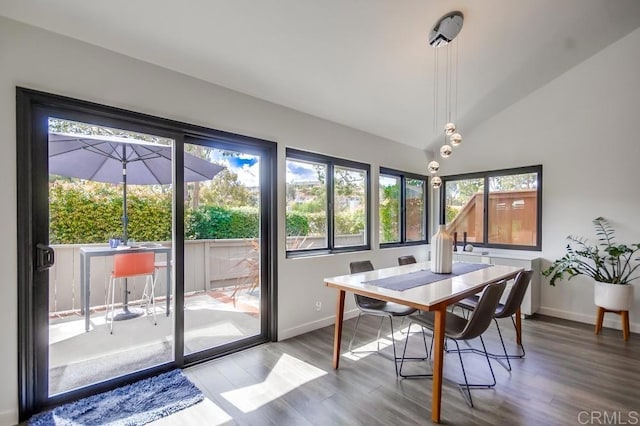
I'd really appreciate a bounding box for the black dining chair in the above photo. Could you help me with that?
[348,260,429,376]
[399,280,507,407]
[454,270,533,371]
[397,255,417,265]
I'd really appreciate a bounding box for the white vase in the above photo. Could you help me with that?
[430,225,453,273]
[594,280,634,311]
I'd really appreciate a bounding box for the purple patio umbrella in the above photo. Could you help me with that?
[49,131,224,243]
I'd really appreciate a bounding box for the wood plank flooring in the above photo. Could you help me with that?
[158,314,639,425]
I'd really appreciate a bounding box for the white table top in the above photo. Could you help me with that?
[80,244,170,255]
[324,261,523,311]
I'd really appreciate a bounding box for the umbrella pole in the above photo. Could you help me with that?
[113,149,143,321]
[122,161,128,245]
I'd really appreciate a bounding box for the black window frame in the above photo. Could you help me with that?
[286,148,371,257]
[439,164,542,251]
[379,167,429,248]
[16,87,279,419]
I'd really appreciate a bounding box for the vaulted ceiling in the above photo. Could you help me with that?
[2,1,640,150]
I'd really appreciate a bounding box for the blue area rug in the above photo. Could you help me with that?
[29,370,204,426]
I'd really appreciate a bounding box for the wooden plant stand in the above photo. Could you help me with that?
[595,306,630,341]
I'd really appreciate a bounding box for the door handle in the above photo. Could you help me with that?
[36,244,55,271]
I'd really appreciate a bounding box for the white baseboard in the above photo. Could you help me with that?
[278,309,360,341]
[537,307,639,334]
[0,409,18,426]
[279,306,637,343]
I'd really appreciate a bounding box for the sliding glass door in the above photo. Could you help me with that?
[182,139,265,357]
[16,88,276,420]
[47,117,176,396]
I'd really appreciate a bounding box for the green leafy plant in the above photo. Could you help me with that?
[543,217,640,286]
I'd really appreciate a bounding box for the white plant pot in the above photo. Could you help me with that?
[594,280,634,311]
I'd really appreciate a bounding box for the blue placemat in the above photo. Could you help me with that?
[362,263,493,291]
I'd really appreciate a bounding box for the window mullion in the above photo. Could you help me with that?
[483,175,489,245]
[400,177,407,243]
[327,162,335,250]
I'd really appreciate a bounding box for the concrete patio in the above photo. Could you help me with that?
[48,286,261,396]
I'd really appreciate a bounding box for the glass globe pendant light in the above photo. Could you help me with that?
[444,122,456,135]
[450,133,462,147]
[431,176,442,189]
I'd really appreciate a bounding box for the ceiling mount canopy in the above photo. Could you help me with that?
[429,11,464,48]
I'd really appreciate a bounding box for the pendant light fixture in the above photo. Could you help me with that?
[428,11,464,189]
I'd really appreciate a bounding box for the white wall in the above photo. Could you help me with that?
[439,28,640,332]
[0,17,428,424]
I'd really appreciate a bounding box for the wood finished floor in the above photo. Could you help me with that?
[159,314,639,426]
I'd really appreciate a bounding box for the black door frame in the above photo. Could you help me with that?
[16,87,278,421]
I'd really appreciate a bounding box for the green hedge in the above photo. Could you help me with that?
[186,206,259,239]
[50,181,365,244]
[49,181,172,244]
[286,212,309,236]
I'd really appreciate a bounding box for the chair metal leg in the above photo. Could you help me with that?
[398,325,432,378]
[479,335,497,389]
[509,315,526,358]
[349,314,389,356]
[492,319,512,371]
[454,335,497,408]
[349,313,429,377]
[151,276,157,325]
[454,340,474,407]
[141,275,157,325]
[105,277,112,332]
[388,317,399,375]
[376,317,386,353]
[483,316,525,367]
[108,278,117,334]
[348,312,363,353]
[445,315,526,371]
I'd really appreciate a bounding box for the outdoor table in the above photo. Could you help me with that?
[80,245,172,332]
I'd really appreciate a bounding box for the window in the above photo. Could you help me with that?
[441,165,542,250]
[286,149,370,255]
[379,168,428,247]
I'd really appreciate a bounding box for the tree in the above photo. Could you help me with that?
[199,168,256,208]
[489,173,537,191]
[49,118,171,145]
[379,183,400,243]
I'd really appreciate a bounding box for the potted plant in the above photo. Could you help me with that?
[543,217,639,311]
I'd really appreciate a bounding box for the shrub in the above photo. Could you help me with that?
[335,211,365,235]
[49,181,172,244]
[286,212,309,236]
[186,205,258,239]
[306,212,327,235]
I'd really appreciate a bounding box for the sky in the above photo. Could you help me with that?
[211,150,322,187]
[209,149,260,187]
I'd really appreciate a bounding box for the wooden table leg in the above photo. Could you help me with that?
[515,307,522,346]
[431,307,447,424]
[333,289,346,369]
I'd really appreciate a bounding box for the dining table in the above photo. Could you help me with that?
[324,261,524,423]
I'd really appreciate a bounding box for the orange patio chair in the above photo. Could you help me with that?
[105,252,157,334]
